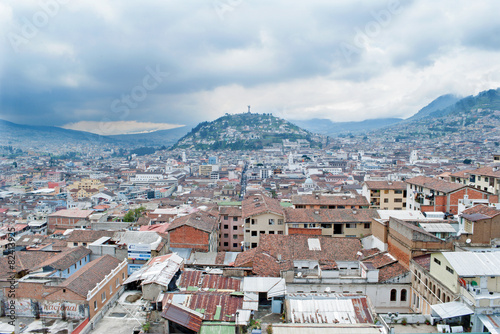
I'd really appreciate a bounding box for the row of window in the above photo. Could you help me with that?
[249,230,284,236]
[390,289,407,302]
[223,216,239,221]
[414,270,452,303]
[93,272,125,311]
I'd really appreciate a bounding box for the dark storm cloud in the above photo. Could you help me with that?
[0,0,499,132]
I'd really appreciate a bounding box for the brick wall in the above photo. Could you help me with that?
[169,225,209,252]
[288,227,322,235]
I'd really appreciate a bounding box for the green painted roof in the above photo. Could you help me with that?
[280,202,293,208]
[199,323,236,334]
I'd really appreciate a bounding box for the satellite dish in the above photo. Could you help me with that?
[466,239,471,244]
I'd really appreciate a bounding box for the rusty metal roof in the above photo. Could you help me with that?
[162,292,243,322]
[161,301,203,332]
[178,269,242,291]
[286,294,374,324]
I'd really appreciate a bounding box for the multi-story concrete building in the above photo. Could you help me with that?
[284,208,378,238]
[292,193,369,209]
[242,193,285,249]
[362,181,407,210]
[406,176,498,215]
[218,205,243,252]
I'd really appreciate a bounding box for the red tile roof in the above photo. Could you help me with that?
[292,194,369,206]
[58,255,122,297]
[242,193,284,218]
[235,234,362,277]
[462,204,500,218]
[167,211,218,233]
[406,176,464,193]
[363,181,406,190]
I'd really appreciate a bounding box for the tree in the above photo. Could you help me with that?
[123,207,146,222]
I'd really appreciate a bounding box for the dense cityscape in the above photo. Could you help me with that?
[2,1,500,333]
[1,98,500,333]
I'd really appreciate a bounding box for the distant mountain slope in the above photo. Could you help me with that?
[372,88,500,141]
[0,119,190,150]
[291,117,403,136]
[172,112,323,150]
[0,119,109,145]
[406,94,461,121]
[108,126,190,147]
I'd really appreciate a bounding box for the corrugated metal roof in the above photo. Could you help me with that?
[170,247,192,260]
[479,314,500,334]
[243,277,285,294]
[273,324,385,334]
[163,292,243,322]
[123,253,183,286]
[442,252,500,276]
[178,270,242,291]
[419,223,456,233]
[161,301,203,332]
[188,252,218,265]
[286,294,374,324]
[431,302,473,319]
[224,252,239,265]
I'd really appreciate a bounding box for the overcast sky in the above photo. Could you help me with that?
[1,0,500,134]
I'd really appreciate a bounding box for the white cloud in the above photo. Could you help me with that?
[61,121,184,136]
[1,0,500,126]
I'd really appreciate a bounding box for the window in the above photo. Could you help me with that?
[364,223,370,229]
[251,231,257,236]
[94,300,98,310]
[233,216,238,221]
[446,266,454,274]
[269,219,275,225]
[122,273,125,280]
[346,223,356,228]
[233,235,238,239]
[223,234,229,238]
[278,231,283,234]
[395,190,403,194]
[73,242,78,246]
[269,231,275,234]
[82,242,87,246]
[321,223,332,228]
[390,289,397,301]
[223,215,228,220]
[251,219,256,225]
[260,231,265,234]
[233,226,238,230]
[223,224,229,230]
[74,264,77,269]
[110,285,112,294]
[223,242,228,247]
[278,219,283,225]
[101,291,106,302]
[116,278,119,287]
[401,289,407,301]
[233,243,238,248]
[434,258,441,265]
[394,198,402,203]
[251,243,258,248]
[384,198,389,203]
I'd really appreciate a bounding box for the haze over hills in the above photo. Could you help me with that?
[290,117,404,137]
[1,87,499,153]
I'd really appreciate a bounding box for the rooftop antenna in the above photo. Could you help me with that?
[248,105,251,113]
